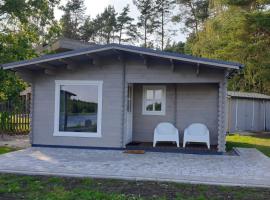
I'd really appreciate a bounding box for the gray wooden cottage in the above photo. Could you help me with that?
[1,42,243,152]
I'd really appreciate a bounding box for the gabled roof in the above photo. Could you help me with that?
[1,43,243,70]
[228,91,270,100]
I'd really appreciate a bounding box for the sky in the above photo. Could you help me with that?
[55,0,187,42]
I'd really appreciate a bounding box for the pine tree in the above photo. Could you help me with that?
[133,0,156,47]
[116,5,137,44]
[101,5,117,44]
[154,0,175,50]
[173,0,209,34]
[80,16,95,42]
[60,0,86,40]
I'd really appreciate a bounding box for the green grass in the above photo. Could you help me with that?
[226,133,270,157]
[0,174,269,200]
[0,146,17,155]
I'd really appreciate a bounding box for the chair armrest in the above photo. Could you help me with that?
[175,128,179,136]
[154,128,161,135]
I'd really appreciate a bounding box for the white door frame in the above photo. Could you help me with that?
[125,83,133,145]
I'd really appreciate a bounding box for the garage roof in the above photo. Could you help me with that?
[228,91,270,100]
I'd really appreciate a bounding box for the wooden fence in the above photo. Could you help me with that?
[0,95,31,134]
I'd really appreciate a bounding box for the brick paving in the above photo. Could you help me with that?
[0,147,270,187]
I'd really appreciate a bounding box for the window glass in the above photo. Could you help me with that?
[59,85,98,133]
[146,101,154,111]
[146,90,154,99]
[154,101,162,111]
[155,90,162,99]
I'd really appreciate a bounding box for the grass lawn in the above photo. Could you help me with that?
[226,133,270,157]
[0,174,270,200]
[0,146,17,155]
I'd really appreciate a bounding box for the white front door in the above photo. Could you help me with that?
[126,84,133,145]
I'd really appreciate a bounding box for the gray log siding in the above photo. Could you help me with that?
[217,73,227,152]
[176,84,219,145]
[32,62,124,148]
[132,84,175,142]
[125,60,225,84]
[20,57,227,149]
[132,83,219,145]
[121,58,127,147]
[267,101,270,130]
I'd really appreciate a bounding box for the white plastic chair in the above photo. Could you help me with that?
[183,123,210,149]
[153,122,179,147]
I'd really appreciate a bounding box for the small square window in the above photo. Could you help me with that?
[142,85,166,115]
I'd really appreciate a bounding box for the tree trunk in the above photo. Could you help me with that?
[161,9,164,50]
[119,26,123,44]
[144,19,147,47]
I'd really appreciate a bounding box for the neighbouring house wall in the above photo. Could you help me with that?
[132,83,219,145]
[266,101,270,131]
[32,61,124,148]
[227,97,270,133]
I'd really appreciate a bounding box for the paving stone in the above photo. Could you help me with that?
[0,147,270,187]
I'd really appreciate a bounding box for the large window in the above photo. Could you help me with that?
[54,80,102,137]
[142,85,166,115]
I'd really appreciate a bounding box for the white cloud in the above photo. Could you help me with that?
[55,0,134,19]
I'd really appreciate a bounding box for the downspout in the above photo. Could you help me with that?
[121,56,126,148]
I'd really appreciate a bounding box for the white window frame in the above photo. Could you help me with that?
[142,85,166,115]
[53,80,103,138]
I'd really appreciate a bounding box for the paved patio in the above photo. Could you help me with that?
[0,147,270,188]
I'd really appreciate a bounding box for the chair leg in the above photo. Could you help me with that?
[206,142,210,149]
[153,141,156,147]
[183,141,186,148]
[176,140,179,148]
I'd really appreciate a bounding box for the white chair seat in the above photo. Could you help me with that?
[183,123,210,149]
[153,122,179,147]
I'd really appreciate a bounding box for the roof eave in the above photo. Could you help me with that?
[1,45,242,70]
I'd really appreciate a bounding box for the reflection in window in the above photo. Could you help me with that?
[59,85,98,133]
